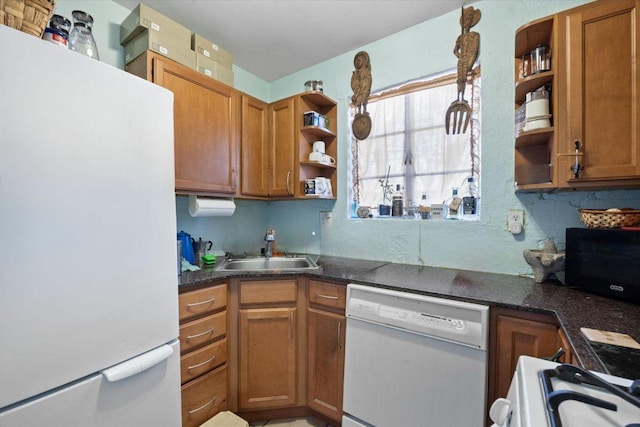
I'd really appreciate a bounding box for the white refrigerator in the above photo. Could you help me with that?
[0,26,181,426]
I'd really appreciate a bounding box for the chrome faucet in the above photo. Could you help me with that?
[264,228,276,258]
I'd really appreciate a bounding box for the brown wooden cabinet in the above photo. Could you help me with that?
[231,279,305,413]
[126,51,239,195]
[557,327,577,365]
[178,283,229,427]
[307,280,346,423]
[240,94,269,197]
[489,308,559,402]
[515,0,640,191]
[126,54,338,200]
[269,98,296,197]
[556,0,640,188]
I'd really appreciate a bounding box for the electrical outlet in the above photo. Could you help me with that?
[320,211,333,236]
[508,209,524,234]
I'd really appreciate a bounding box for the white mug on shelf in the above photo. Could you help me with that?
[319,154,335,165]
[312,141,325,154]
[309,151,323,162]
[315,177,328,196]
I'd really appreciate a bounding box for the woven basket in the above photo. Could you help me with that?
[1,0,55,38]
[579,208,640,229]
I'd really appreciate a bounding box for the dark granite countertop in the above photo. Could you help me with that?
[179,255,640,377]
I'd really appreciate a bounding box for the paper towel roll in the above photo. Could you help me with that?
[188,196,236,217]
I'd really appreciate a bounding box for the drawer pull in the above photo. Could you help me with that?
[316,292,338,300]
[186,297,216,308]
[187,355,216,371]
[188,395,217,414]
[187,327,214,340]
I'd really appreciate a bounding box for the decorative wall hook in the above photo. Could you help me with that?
[445,6,481,135]
[351,51,372,140]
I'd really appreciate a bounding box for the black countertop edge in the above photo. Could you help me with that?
[178,255,640,375]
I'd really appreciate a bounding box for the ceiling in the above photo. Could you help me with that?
[113,0,468,82]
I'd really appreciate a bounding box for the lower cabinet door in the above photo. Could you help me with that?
[181,365,228,427]
[238,307,297,410]
[307,308,345,422]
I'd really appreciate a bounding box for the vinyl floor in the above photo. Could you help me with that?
[250,416,331,427]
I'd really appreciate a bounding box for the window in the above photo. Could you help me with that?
[349,68,481,217]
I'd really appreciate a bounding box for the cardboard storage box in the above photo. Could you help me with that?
[125,29,196,69]
[195,53,234,87]
[191,33,233,69]
[120,3,191,46]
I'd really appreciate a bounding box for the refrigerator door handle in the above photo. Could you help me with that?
[101,344,174,382]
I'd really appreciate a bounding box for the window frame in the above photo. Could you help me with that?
[348,67,481,218]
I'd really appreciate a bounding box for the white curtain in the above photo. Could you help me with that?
[350,69,481,210]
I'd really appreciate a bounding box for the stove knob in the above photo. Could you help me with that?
[489,398,512,427]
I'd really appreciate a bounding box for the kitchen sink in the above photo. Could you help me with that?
[214,255,320,272]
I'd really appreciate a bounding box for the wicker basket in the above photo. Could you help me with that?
[1,0,56,38]
[579,208,640,229]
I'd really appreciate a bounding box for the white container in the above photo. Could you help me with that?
[312,140,325,153]
[523,114,552,131]
[525,98,550,119]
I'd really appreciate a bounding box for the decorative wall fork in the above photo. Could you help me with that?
[445,6,481,135]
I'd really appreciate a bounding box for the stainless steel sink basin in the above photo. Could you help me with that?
[214,255,320,272]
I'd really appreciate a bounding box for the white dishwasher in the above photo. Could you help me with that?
[342,284,489,427]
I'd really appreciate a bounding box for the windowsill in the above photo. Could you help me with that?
[350,216,480,221]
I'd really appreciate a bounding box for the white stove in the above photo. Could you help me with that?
[490,356,640,427]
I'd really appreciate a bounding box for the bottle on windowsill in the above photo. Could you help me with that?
[391,184,404,217]
[446,187,462,220]
[460,176,478,220]
[419,192,430,219]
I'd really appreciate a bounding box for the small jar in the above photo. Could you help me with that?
[521,52,531,78]
[68,10,100,60]
[304,80,323,92]
[43,14,71,47]
[530,44,551,74]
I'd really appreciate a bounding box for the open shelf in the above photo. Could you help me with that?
[300,161,337,170]
[301,126,336,139]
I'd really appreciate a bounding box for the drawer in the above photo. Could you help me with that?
[179,311,226,354]
[239,279,297,305]
[309,280,346,311]
[181,365,228,427]
[181,338,227,384]
[179,284,227,322]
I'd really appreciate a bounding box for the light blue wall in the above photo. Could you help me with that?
[61,0,640,277]
[266,0,640,276]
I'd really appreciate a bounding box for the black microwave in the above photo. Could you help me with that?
[565,228,640,304]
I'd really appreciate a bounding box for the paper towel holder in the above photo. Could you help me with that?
[188,195,236,217]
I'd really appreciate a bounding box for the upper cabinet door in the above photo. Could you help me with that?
[154,56,238,194]
[240,95,269,197]
[268,97,296,197]
[558,0,640,186]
